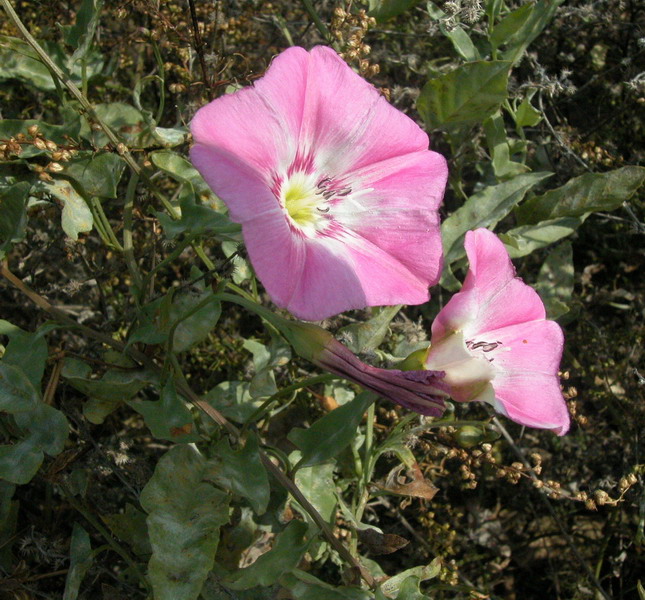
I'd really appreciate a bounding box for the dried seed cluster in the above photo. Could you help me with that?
[0,125,77,181]
[331,5,380,78]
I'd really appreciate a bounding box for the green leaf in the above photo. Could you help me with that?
[153,126,189,147]
[89,103,153,148]
[128,381,198,443]
[62,524,93,600]
[102,503,152,556]
[441,171,553,268]
[483,112,529,179]
[378,559,441,598]
[339,305,402,354]
[0,363,40,413]
[534,242,574,319]
[63,152,126,199]
[281,569,372,600]
[501,0,564,65]
[489,2,534,51]
[444,25,480,62]
[368,0,418,20]
[1,328,47,390]
[62,357,156,424]
[151,150,212,196]
[288,392,374,468]
[0,35,56,91]
[227,520,309,590]
[140,445,230,600]
[14,402,69,455]
[500,215,586,258]
[35,179,93,240]
[0,182,30,258]
[0,437,43,484]
[418,61,511,128]
[205,381,264,423]
[206,433,270,514]
[516,166,645,223]
[514,93,542,127]
[293,461,337,524]
[157,195,233,240]
[0,360,68,484]
[168,288,222,353]
[65,0,104,61]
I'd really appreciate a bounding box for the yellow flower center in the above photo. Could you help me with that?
[281,171,327,233]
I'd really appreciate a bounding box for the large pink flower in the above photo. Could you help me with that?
[424,229,570,435]
[190,46,448,321]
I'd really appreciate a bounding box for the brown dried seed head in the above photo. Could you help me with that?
[27,125,39,137]
[594,490,610,505]
[48,162,64,172]
[45,140,57,151]
[34,138,47,150]
[585,498,597,510]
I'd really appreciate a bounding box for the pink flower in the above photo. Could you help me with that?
[190,46,448,321]
[424,229,570,435]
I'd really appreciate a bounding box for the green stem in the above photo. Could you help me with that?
[225,281,257,304]
[150,38,166,124]
[192,241,215,271]
[123,173,144,292]
[300,0,331,41]
[89,197,123,251]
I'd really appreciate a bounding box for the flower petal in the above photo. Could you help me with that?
[190,46,310,179]
[485,319,569,433]
[242,216,435,320]
[432,228,546,340]
[492,372,570,435]
[300,46,432,176]
[189,145,276,222]
[336,150,447,285]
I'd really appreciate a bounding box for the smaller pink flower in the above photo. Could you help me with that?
[424,229,570,435]
[190,46,447,321]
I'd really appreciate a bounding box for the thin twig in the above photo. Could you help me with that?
[187,0,212,99]
[537,91,592,172]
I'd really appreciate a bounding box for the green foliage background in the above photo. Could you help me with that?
[0,0,643,598]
